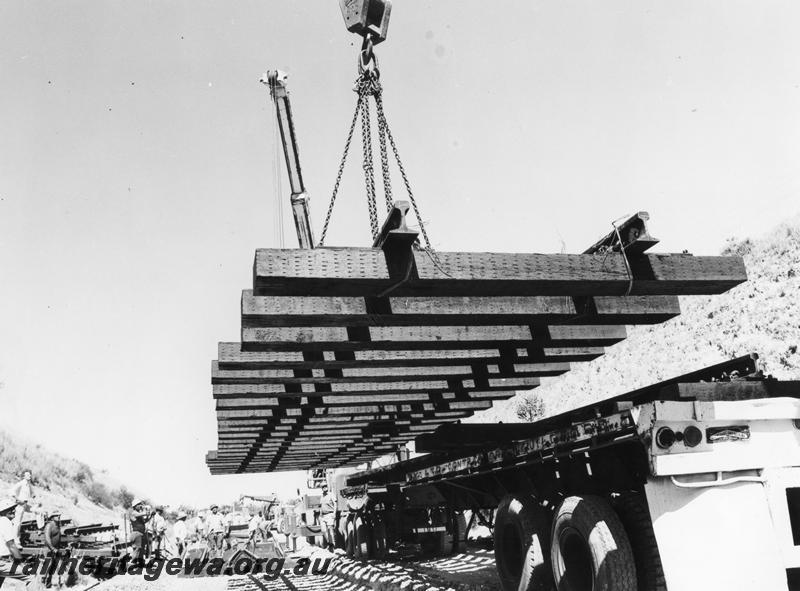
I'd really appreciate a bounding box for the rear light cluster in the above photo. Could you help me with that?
[655,425,704,450]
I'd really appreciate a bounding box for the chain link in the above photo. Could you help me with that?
[318,92,364,246]
[320,61,442,267]
[360,89,379,240]
[377,110,393,212]
[373,93,433,252]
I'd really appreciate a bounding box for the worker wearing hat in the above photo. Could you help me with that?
[149,507,167,560]
[205,504,225,558]
[41,511,61,588]
[319,484,336,551]
[247,510,264,551]
[127,498,153,564]
[0,498,31,588]
[173,512,188,559]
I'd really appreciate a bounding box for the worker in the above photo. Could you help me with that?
[247,511,263,550]
[223,508,234,550]
[173,512,188,558]
[41,512,61,588]
[319,484,336,550]
[192,512,206,542]
[8,471,34,544]
[33,503,45,531]
[149,506,167,559]
[259,510,272,541]
[0,499,30,588]
[263,508,275,539]
[205,504,225,558]
[127,498,152,564]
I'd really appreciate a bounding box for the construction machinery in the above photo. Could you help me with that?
[261,70,314,249]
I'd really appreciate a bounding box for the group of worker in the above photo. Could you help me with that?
[0,498,62,588]
[1,468,329,589]
[0,471,38,587]
[127,499,172,564]
[200,503,273,557]
[127,499,273,562]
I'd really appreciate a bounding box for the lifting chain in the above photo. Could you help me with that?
[318,91,364,246]
[318,38,436,255]
[373,91,434,253]
[360,89,379,239]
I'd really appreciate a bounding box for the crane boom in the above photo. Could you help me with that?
[262,70,315,249]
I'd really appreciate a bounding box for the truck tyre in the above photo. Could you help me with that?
[612,493,667,591]
[335,514,347,550]
[345,514,356,558]
[354,514,373,559]
[372,514,388,559]
[494,494,554,591]
[450,510,468,554]
[551,495,636,591]
[420,531,447,556]
[385,510,401,547]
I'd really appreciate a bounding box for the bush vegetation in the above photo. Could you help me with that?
[0,430,132,509]
[489,215,800,422]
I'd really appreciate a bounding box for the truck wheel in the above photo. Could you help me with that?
[372,514,388,559]
[551,495,636,591]
[385,510,401,547]
[450,510,468,554]
[612,493,667,591]
[345,514,356,558]
[335,514,347,550]
[354,514,373,559]
[494,495,554,591]
[419,531,447,556]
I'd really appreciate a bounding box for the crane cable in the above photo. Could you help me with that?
[318,39,435,253]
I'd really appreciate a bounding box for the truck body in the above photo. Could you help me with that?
[331,355,800,591]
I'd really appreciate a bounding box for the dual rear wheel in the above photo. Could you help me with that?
[344,512,388,559]
[494,493,664,591]
[344,509,466,560]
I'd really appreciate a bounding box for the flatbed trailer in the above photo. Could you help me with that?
[335,354,800,591]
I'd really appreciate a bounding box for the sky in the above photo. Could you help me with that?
[1,0,799,507]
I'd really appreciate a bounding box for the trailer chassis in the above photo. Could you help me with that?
[337,354,800,591]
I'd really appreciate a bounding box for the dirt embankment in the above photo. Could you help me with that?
[484,215,800,424]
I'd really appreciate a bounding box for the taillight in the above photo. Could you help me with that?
[656,427,676,449]
[683,425,703,447]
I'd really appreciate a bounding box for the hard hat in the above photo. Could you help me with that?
[210,503,219,510]
[178,511,188,520]
[0,499,17,515]
[132,498,145,508]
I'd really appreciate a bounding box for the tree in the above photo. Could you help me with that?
[115,486,135,509]
[85,481,114,508]
[516,393,545,422]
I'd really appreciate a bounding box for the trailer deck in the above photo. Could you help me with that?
[344,354,789,489]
